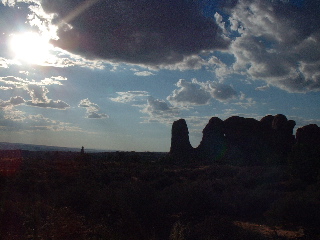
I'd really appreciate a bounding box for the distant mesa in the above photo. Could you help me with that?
[168,114,319,165]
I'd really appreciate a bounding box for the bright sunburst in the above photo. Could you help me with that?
[9,32,54,65]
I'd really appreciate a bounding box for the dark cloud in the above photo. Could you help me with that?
[146,97,170,112]
[207,83,237,101]
[0,96,25,108]
[9,96,25,105]
[140,96,179,124]
[40,0,230,66]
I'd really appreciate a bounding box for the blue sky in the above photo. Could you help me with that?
[0,0,319,152]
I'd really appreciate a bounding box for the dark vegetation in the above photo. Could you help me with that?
[0,114,319,239]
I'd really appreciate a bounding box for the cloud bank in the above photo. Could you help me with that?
[3,0,320,94]
[227,0,320,92]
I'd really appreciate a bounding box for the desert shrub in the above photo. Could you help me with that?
[180,216,268,240]
[39,207,89,240]
[169,221,191,240]
[288,144,320,183]
[216,187,275,221]
[0,200,27,239]
[265,191,320,231]
[159,180,221,221]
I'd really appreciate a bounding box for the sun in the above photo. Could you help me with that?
[9,32,54,65]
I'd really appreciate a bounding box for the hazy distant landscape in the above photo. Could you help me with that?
[0,142,113,153]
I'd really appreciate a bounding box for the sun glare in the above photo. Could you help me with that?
[9,32,53,65]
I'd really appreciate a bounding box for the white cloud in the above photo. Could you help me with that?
[255,85,270,91]
[51,76,67,81]
[79,98,108,119]
[167,79,211,106]
[110,91,149,103]
[207,56,232,79]
[0,76,29,88]
[25,85,70,109]
[134,71,155,76]
[158,55,209,71]
[0,109,81,132]
[141,96,179,117]
[167,79,238,106]
[0,75,67,89]
[228,0,320,93]
[0,57,9,68]
[233,92,257,109]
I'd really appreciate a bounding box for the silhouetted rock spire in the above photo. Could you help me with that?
[170,119,193,157]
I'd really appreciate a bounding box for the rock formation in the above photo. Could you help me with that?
[296,124,320,146]
[290,124,320,183]
[223,116,267,164]
[168,114,304,165]
[169,119,193,157]
[270,114,296,159]
[196,117,225,160]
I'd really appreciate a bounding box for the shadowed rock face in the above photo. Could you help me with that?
[260,115,274,128]
[223,116,267,164]
[272,114,296,135]
[290,124,320,183]
[170,119,193,156]
[196,117,225,159]
[271,114,296,158]
[296,124,320,146]
[224,116,263,144]
[169,114,305,164]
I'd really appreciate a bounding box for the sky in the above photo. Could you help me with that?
[0,0,319,152]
